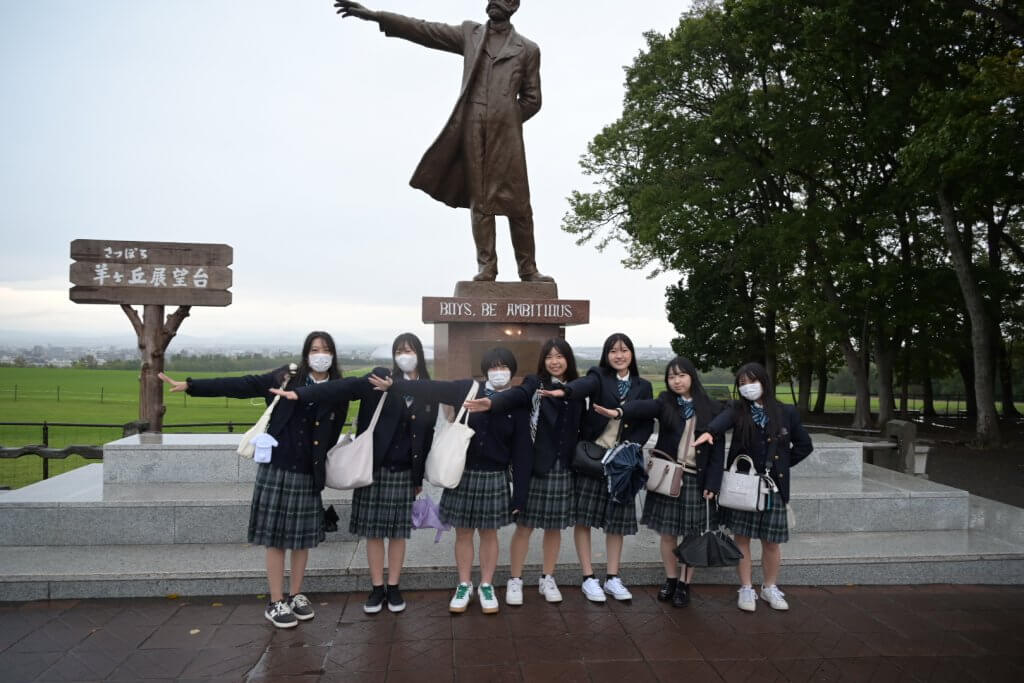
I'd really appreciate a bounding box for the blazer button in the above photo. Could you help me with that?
[313,440,319,446]
[411,415,416,420]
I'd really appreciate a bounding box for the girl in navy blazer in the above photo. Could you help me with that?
[274,333,435,616]
[694,362,813,613]
[545,333,654,603]
[596,357,725,608]
[371,347,532,615]
[464,338,585,606]
[159,331,347,629]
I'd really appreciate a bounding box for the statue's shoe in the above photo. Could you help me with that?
[473,271,497,281]
[520,271,554,283]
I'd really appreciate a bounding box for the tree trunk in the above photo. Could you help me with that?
[957,356,978,419]
[764,307,777,388]
[813,357,828,414]
[838,338,872,429]
[899,348,910,417]
[122,304,191,432]
[922,356,936,419]
[875,334,895,429]
[937,188,1000,445]
[999,339,1021,418]
[797,360,813,415]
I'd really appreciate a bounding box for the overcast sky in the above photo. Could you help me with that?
[0,1,692,350]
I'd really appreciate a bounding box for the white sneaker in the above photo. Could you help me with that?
[603,577,633,601]
[538,575,563,603]
[760,584,789,611]
[505,577,524,606]
[737,585,757,612]
[581,577,607,603]
[478,582,500,614]
[448,582,473,613]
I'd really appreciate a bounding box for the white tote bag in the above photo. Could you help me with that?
[325,392,388,490]
[424,381,478,489]
[717,455,764,512]
[237,366,296,458]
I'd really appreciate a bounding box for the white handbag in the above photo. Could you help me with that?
[424,381,479,489]
[718,455,766,512]
[237,366,296,458]
[644,449,684,498]
[325,392,388,490]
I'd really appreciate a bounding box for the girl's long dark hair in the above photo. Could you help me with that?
[391,332,430,380]
[731,361,782,448]
[285,330,342,389]
[657,356,716,431]
[536,337,579,385]
[598,332,639,378]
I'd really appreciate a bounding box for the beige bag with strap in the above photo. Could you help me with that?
[237,364,296,459]
[325,392,388,490]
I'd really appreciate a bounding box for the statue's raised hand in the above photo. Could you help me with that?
[334,1,378,21]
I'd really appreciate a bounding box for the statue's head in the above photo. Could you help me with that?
[486,0,520,21]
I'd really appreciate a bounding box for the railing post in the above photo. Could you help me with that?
[42,420,49,480]
[228,421,234,433]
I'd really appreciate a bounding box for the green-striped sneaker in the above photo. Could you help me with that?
[449,582,473,613]
[478,582,499,614]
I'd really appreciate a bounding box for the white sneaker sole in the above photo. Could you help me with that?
[265,612,298,628]
[541,590,563,603]
[605,591,633,601]
[449,601,470,613]
[291,611,315,621]
[738,602,756,613]
[480,603,500,614]
[583,591,607,603]
[387,602,406,613]
[363,602,383,615]
[505,594,523,606]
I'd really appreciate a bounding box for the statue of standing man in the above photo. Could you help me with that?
[335,1,553,282]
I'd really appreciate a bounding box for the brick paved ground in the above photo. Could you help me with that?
[2,584,1023,682]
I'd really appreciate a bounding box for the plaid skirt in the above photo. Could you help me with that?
[248,464,325,550]
[349,468,415,539]
[440,469,512,530]
[721,491,789,543]
[518,459,573,530]
[573,473,638,536]
[641,473,712,537]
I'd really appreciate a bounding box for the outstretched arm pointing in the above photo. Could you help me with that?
[335,1,379,21]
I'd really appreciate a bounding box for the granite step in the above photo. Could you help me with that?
[0,471,357,546]
[2,505,1022,600]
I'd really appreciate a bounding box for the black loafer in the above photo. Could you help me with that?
[656,578,677,602]
[673,582,691,608]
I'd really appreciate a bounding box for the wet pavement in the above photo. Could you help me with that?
[2,584,1023,682]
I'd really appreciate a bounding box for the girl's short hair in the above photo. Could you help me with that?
[480,347,517,376]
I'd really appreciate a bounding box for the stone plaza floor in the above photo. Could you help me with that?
[2,584,1023,682]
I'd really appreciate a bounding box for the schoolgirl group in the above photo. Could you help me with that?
[160,329,813,628]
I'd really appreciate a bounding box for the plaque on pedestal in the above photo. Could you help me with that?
[423,282,590,379]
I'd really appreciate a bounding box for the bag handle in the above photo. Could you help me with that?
[452,380,479,425]
[365,391,389,432]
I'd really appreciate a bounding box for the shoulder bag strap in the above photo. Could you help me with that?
[365,391,389,433]
[453,381,479,425]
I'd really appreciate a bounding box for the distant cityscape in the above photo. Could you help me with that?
[0,342,679,368]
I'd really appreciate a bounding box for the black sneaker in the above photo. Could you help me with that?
[265,600,298,628]
[672,582,690,608]
[657,578,677,602]
[363,585,386,614]
[288,593,315,621]
[387,585,406,613]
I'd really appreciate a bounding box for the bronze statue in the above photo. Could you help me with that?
[335,1,553,283]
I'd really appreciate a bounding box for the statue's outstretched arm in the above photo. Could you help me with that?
[334,0,464,55]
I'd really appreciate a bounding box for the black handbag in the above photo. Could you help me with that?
[572,441,607,479]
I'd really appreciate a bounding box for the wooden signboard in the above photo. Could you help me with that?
[68,240,234,431]
[69,239,233,307]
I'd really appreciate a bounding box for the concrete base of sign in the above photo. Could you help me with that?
[425,281,590,380]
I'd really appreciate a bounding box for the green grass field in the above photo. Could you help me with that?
[0,367,1004,490]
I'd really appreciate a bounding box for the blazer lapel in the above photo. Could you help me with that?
[495,29,523,62]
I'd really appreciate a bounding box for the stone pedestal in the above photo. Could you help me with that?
[423,281,589,379]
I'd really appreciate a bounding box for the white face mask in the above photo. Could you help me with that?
[308,353,333,373]
[487,368,511,389]
[739,382,763,402]
[394,353,419,373]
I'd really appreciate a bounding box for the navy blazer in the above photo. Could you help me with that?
[185,365,347,492]
[487,374,585,475]
[564,367,655,446]
[294,368,437,486]
[620,398,726,494]
[705,401,813,503]
[392,378,533,512]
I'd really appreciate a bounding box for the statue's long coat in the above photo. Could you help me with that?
[377,13,541,217]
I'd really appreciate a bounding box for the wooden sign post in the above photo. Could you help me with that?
[69,239,233,431]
